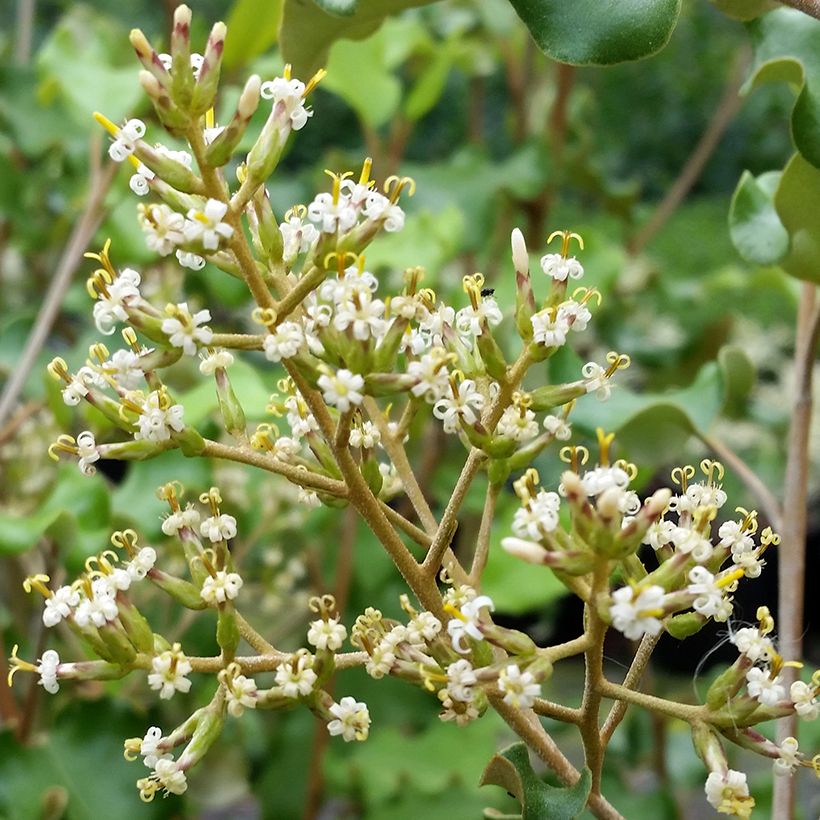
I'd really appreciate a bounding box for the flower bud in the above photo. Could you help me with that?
[170,5,194,109]
[501,536,549,565]
[214,368,246,438]
[117,600,155,653]
[665,611,706,639]
[149,569,207,609]
[205,75,262,167]
[528,382,587,411]
[511,228,536,340]
[476,321,508,380]
[217,607,240,659]
[191,22,226,115]
[706,658,750,711]
[133,142,204,194]
[177,700,226,770]
[172,426,206,457]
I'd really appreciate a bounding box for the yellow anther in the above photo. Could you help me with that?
[596,428,616,466]
[48,434,78,461]
[93,111,120,138]
[605,351,631,376]
[559,445,589,472]
[546,229,584,258]
[285,204,308,221]
[251,306,278,327]
[716,568,745,589]
[700,458,725,484]
[89,342,110,365]
[572,286,602,306]
[384,175,416,203]
[358,157,373,187]
[760,527,780,547]
[756,606,775,635]
[200,486,222,516]
[205,107,215,130]
[123,737,142,761]
[614,459,638,481]
[443,603,466,622]
[671,465,696,490]
[23,574,52,597]
[323,250,357,275]
[7,644,38,687]
[110,528,139,556]
[324,169,353,206]
[84,238,116,279]
[308,594,337,618]
[47,357,70,383]
[303,67,327,97]
[283,63,292,81]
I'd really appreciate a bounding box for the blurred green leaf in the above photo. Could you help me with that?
[481,742,591,819]
[506,0,681,65]
[280,0,437,77]
[316,0,359,13]
[729,170,789,266]
[773,152,820,283]
[224,0,283,70]
[710,0,775,21]
[745,8,820,169]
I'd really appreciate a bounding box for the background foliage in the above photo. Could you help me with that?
[1,0,818,817]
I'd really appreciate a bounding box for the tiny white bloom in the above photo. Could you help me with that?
[43,585,80,627]
[746,666,785,707]
[540,253,583,281]
[226,674,258,717]
[498,665,541,709]
[261,76,313,130]
[609,585,666,641]
[445,659,477,703]
[176,249,206,270]
[317,368,365,412]
[147,644,192,700]
[108,119,145,162]
[730,627,773,663]
[199,348,234,375]
[327,696,370,742]
[184,199,234,251]
[134,391,185,442]
[275,653,317,698]
[704,769,754,816]
[307,617,347,652]
[92,267,142,335]
[406,612,442,644]
[263,321,304,362]
[687,566,732,620]
[773,736,801,776]
[447,594,494,654]
[139,203,185,256]
[200,570,243,604]
[789,680,819,720]
[74,430,100,476]
[433,379,485,433]
[161,303,213,356]
[543,414,572,440]
[200,513,237,543]
[37,649,61,694]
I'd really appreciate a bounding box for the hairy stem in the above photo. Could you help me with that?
[470,481,500,583]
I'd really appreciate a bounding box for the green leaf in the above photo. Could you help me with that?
[729,170,789,266]
[315,0,359,14]
[745,8,820,169]
[718,345,756,414]
[323,29,402,128]
[710,0,775,21]
[280,0,438,78]
[481,743,591,819]
[505,0,681,66]
[224,0,284,70]
[773,152,820,283]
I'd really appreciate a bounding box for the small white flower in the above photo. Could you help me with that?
[456,297,503,339]
[308,192,357,234]
[642,519,676,551]
[200,570,243,605]
[498,665,541,709]
[365,639,396,679]
[497,405,539,442]
[184,199,234,251]
[433,379,485,433]
[263,321,304,362]
[176,249,206,270]
[730,627,773,663]
[746,666,785,707]
[74,430,100,476]
[445,659,477,703]
[447,594,494,654]
[108,119,145,162]
[280,214,319,259]
[557,299,592,331]
[151,758,187,796]
[148,644,192,700]
[199,348,234,375]
[37,649,61,694]
[609,585,666,641]
[531,310,570,348]
[687,567,732,620]
[512,491,560,540]
[128,546,157,581]
[275,653,318,698]
[543,414,572,440]
[362,191,405,232]
[789,680,819,720]
[161,505,201,536]
[407,350,451,402]
[406,612,442,644]
[139,726,170,769]
[73,582,118,628]
[327,696,370,742]
[540,253,583,281]
[134,391,185,442]
[773,737,802,776]
[200,513,237,543]
[348,421,381,450]
[139,203,185,256]
[61,368,94,406]
[161,303,213,356]
[317,368,365,413]
[103,349,144,390]
[129,163,153,196]
[307,617,347,652]
[333,294,386,341]
[704,770,753,816]
[261,76,313,130]
[92,267,142,335]
[43,585,80,627]
[226,673,258,717]
[298,487,321,508]
[581,362,611,401]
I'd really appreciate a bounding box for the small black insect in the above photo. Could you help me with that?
[480,288,495,297]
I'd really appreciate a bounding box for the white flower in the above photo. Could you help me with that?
[184,199,234,251]
[365,639,396,679]
[581,362,611,400]
[261,76,313,130]
[148,644,192,700]
[687,567,732,620]
[139,726,170,769]
[447,594,494,654]
[139,203,185,256]
[73,582,118,628]
[501,536,548,564]
[531,310,570,348]
[269,435,301,462]
[307,617,347,651]
[43,585,80,627]
[497,405,539,442]
[92,267,141,334]
[789,680,819,720]
[134,391,185,442]
[642,519,676,551]
[671,525,713,563]
[717,520,755,554]
[151,758,187,796]
[200,513,237,543]
[298,488,321,508]
[498,665,541,709]
[746,666,785,706]
[108,118,145,162]
[275,653,318,697]
[730,627,773,663]
[407,350,450,402]
[406,612,442,644]
[176,249,206,270]
[445,659,478,703]
[317,368,365,412]
[348,421,381,450]
[433,379,485,433]
[61,368,94,406]
[539,253,583,281]
[543,414,572,440]
[74,431,100,476]
[512,491,560,540]
[609,585,666,641]
[456,297,503,338]
[307,192,357,234]
[127,547,157,581]
[161,505,201,536]
[103,349,144,390]
[362,191,405,232]
[280,214,319,259]
[199,348,234,375]
[327,696,370,742]
[130,163,154,196]
[333,294,387,340]
[226,673,258,717]
[558,299,592,331]
[37,649,61,694]
[704,770,754,816]
[200,570,243,605]
[263,321,304,362]
[773,737,801,776]
[161,303,213,356]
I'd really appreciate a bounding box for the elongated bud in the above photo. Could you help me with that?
[149,570,207,609]
[666,611,706,639]
[373,316,408,371]
[692,722,727,773]
[139,70,190,133]
[249,191,283,260]
[484,624,538,656]
[217,607,240,659]
[529,382,587,411]
[98,623,138,665]
[512,228,536,339]
[170,5,194,108]
[501,536,549,565]
[476,320,508,380]
[133,142,204,194]
[706,657,751,711]
[205,74,262,167]
[243,107,289,193]
[173,425,206,456]
[511,227,528,273]
[191,21,226,115]
[178,699,226,770]
[215,368,246,438]
[129,29,170,90]
[117,602,154,653]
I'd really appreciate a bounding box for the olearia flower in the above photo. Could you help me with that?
[8,645,62,694]
[133,390,186,442]
[773,737,802,776]
[176,249,206,270]
[327,696,370,742]
[280,208,319,259]
[183,198,234,250]
[137,758,187,801]
[445,659,478,703]
[543,414,572,440]
[43,585,81,627]
[348,420,380,450]
[704,769,754,817]
[103,349,145,391]
[219,663,259,717]
[406,612,442,645]
[106,118,146,162]
[161,504,201,536]
[432,377,485,433]
[446,594,494,654]
[730,626,774,664]
[263,321,304,362]
[138,203,185,256]
[161,302,214,356]
[147,644,192,700]
[307,617,348,652]
[261,73,314,130]
[746,666,786,707]
[687,566,737,621]
[512,490,561,540]
[790,679,819,720]
[199,348,234,375]
[200,570,243,604]
[317,368,365,413]
[199,513,237,543]
[609,585,667,641]
[531,309,570,348]
[275,652,317,697]
[91,267,142,335]
[498,665,541,709]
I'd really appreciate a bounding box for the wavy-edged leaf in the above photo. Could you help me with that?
[505,0,681,66]
[280,0,437,78]
[773,152,820,283]
[481,743,591,819]
[729,170,789,265]
[745,8,820,169]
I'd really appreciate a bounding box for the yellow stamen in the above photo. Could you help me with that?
[716,568,745,589]
[7,644,38,686]
[303,68,327,97]
[23,574,52,598]
[443,603,466,622]
[546,229,584,258]
[671,464,696,491]
[596,428,616,466]
[93,111,120,138]
[205,107,215,130]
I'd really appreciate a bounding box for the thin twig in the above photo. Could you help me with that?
[0,144,117,430]
[627,51,748,255]
[772,283,820,819]
[13,0,36,65]
[0,400,43,447]
[777,0,820,19]
[697,433,783,530]
[470,481,499,583]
